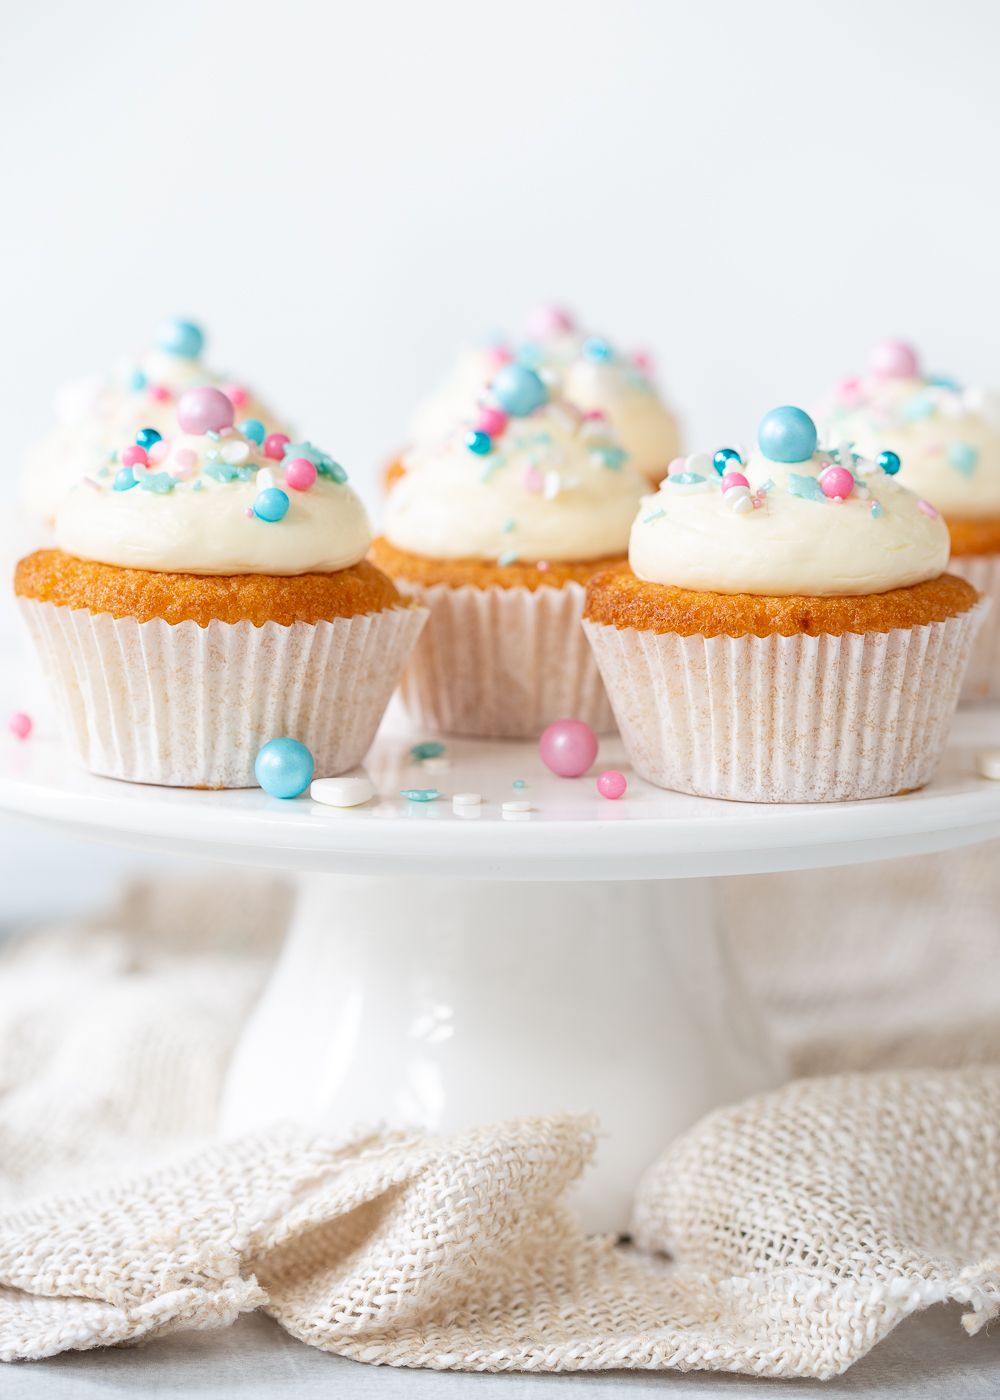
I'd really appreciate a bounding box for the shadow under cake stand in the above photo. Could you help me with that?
[2,704,1000,1234]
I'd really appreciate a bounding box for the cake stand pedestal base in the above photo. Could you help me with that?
[220,873,785,1234]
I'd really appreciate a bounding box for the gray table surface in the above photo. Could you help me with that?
[0,1304,996,1397]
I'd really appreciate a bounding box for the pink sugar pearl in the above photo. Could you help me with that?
[147,439,169,464]
[284,457,317,491]
[666,456,687,477]
[821,465,855,499]
[264,432,290,461]
[476,406,508,436]
[597,769,626,799]
[539,719,599,778]
[524,304,575,340]
[176,386,235,435]
[868,340,919,380]
[121,444,148,469]
[721,471,749,491]
[7,712,31,740]
[220,382,248,408]
[147,384,171,402]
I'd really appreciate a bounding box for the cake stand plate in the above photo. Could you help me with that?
[2,705,999,1232]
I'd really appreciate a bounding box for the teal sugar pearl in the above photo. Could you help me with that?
[155,318,204,358]
[465,430,492,455]
[136,427,162,450]
[255,738,314,799]
[877,450,901,475]
[758,406,817,464]
[254,487,289,522]
[713,447,741,475]
[582,336,612,363]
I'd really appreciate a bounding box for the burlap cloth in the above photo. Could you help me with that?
[1,848,1000,1378]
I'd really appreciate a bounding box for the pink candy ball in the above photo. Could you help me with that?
[721,471,749,491]
[147,439,169,464]
[147,384,171,402]
[475,406,508,436]
[868,340,919,380]
[121,444,148,469]
[597,769,627,799]
[666,456,687,477]
[7,712,31,740]
[176,386,235,435]
[220,382,248,408]
[524,304,575,340]
[539,719,599,778]
[284,456,317,491]
[264,432,290,461]
[821,465,854,499]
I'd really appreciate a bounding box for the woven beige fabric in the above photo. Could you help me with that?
[2,1070,999,1376]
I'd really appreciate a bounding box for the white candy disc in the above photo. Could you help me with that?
[976,751,1000,781]
[452,792,481,806]
[502,800,531,812]
[310,776,375,807]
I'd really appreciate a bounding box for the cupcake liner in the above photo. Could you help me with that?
[946,553,1000,701]
[18,598,428,788]
[582,599,989,803]
[392,580,616,738]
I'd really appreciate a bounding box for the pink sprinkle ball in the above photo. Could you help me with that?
[264,432,290,461]
[121,444,148,469]
[597,769,627,799]
[524,304,575,340]
[868,339,919,381]
[147,439,169,464]
[7,712,31,740]
[666,456,687,477]
[521,465,544,493]
[176,386,235,436]
[284,456,317,491]
[147,384,171,402]
[721,471,749,492]
[539,719,599,778]
[821,465,855,500]
[221,382,248,408]
[475,406,508,436]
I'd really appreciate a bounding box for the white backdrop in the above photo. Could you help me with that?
[2,0,999,920]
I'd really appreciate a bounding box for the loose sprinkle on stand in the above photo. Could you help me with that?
[452,792,481,806]
[513,779,526,789]
[410,741,446,762]
[399,788,440,801]
[502,800,531,812]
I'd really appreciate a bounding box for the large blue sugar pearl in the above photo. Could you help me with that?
[758,406,818,463]
[155,318,204,359]
[877,449,901,475]
[239,417,266,446]
[490,364,548,418]
[254,487,290,522]
[255,737,314,799]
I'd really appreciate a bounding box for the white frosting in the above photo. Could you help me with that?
[54,430,371,576]
[20,348,287,524]
[408,322,679,481]
[820,375,1000,521]
[629,449,950,597]
[385,402,648,563]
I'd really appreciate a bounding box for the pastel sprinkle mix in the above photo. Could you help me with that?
[498,549,519,566]
[410,741,446,761]
[399,789,440,802]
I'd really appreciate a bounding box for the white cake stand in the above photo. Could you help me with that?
[2,704,1000,1233]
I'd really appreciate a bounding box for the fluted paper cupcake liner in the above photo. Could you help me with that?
[392,579,615,738]
[18,598,428,788]
[946,553,1000,702]
[583,600,989,803]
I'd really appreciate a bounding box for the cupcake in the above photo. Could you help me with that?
[371,364,650,737]
[15,387,427,787]
[394,305,680,487]
[583,406,987,803]
[20,319,288,525]
[818,340,1000,700]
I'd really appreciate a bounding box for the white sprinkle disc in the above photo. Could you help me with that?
[502,800,531,812]
[452,792,481,806]
[976,751,1000,781]
[311,776,375,807]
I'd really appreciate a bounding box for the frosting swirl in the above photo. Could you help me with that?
[54,406,371,577]
[385,399,648,563]
[20,321,288,524]
[818,342,1000,521]
[630,422,950,597]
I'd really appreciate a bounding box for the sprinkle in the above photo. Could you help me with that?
[479,457,505,481]
[642,508,666,523]
[498,549,519,567]
[947,441,978,476]
[205,430,220,442]
[900,393,935,423]
[871,501,884,518]
[174,447,197,470]
[399,788,440,801]
[685,452,713,475]
[786,473,827,504]
[221,440,250,465]
[452,792,481,806]
[410,741,446,761]
[97,466,111,478]
[582,336,613,362]
[139,472,174,494]
[83,476,101,490]
[147,440,169,464]
[192,481,204,492]
[537,560,550,571]
[465,430,492,455]
[590,445,627,470]
[136,427,162,449]
[513,779,526,789]
[917,498,940,519]
[669,472,705,486]
[256,467,277,491]
[502,800,531,812]
[205,448,221,461]
[245,507,255,517]
[759,479,775,494]
[128,369,146,391]
[147,384,171,402]
[521,465,543,493]
[713,448,741,475]
[503,518,516,532]
[976,751,1000,780]
[204,462,237,483]
[281,440,347,484]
